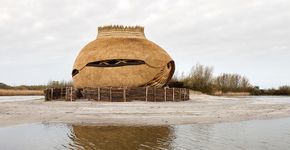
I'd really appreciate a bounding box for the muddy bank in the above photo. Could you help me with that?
[1,95,290,127]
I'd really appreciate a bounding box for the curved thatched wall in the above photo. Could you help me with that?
[72,25,175,88]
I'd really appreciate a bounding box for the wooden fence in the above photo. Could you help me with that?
[44,87,190,102]
[44,87,75,101]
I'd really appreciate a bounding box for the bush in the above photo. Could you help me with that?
[0,83,46,90]
[215,73,252,92]
[170,64,254,95]
[182,64,214,94]
[0,83,11,89]
[47,80,72,88]
[275,85,290,95]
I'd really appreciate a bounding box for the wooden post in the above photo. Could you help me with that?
[97,87,100,101]
[92,89,94,100]
[153,87,156,102]
[183,88,186,101]
[60,88,62,99]
[179,88,182,101]
[44,89,47,101]
[70,87,72,101]
[172,88,175,102]
[65,87,67,100]
[51,88,54,100]
[145,87,148,102]
[109,87,112,102]
[164,87,167,102]
[123,87,126,102]
[84,89,88,101]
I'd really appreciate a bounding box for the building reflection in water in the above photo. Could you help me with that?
[66,125,174,150]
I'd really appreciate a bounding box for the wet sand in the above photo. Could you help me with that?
[1,95,290,127]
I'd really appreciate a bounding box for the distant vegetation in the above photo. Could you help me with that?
[0,83,10,89]
[0,82,46,90]
[251,85,290,96]
[170,64,290,96]
[46,80,73,88]
[0,80,72,96]
[1,67,290,96]
[0,82,44,96]
[0,80,72,90]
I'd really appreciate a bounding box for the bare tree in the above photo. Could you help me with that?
[183,64,214,93]
[215,73,252,92]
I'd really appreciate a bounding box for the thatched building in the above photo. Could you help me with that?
[72,25,175,88]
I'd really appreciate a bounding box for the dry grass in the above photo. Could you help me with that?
[189,90,204,95]
[0,89,43,96]
[213,91,250,96]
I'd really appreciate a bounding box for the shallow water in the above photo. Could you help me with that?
[0,96,43,102]
[0,118,290,150]
[247,96,290,104]
[214,95,290,103]
[0,96,290,149]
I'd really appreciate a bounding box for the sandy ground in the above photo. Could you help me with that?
[1,94,290,127]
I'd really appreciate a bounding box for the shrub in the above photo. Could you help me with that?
[182,64,214,94]
[215,73,252,92]
[276,85,290,95]
[0,83,11,89]
[47,80,72,88]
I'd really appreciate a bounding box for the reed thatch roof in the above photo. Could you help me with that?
[72,25,175,88]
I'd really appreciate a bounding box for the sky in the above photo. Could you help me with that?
[0,0,289,88]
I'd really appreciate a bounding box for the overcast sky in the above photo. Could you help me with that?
[0,0,289,88]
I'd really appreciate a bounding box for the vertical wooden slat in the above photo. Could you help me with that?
[87,89,89,100]
[60,88,62,99]
[98,87,100,101]
[172,88,175,102]
[145,87,148,102]
[183,88,186,101]
[153,87,156,102]
[109,87,112,102]
[123,87,126,102]
[45,89,47,101]
[70,87,73,101]
[164,87,167,102]
[44,89,47,101]
[65,87,68,100]
[51,88,54,100]
[179,88,182,101]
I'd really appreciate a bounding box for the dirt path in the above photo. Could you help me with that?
[1,95,290,127]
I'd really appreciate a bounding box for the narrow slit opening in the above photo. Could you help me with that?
[86,59,145,67]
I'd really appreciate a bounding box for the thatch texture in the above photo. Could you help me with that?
[73,25,175,88]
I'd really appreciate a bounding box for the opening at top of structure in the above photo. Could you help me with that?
[97,25,145,39]
[98,25,144,32]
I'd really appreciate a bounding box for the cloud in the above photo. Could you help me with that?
[0,0,289,88]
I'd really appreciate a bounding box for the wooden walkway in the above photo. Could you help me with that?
[44,87,190,102]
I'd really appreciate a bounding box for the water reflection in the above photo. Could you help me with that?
[1,118,290,150]
[172,119,290,150]
[67,126,173,150]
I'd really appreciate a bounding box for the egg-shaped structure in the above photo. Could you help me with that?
[72,25,175,88]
